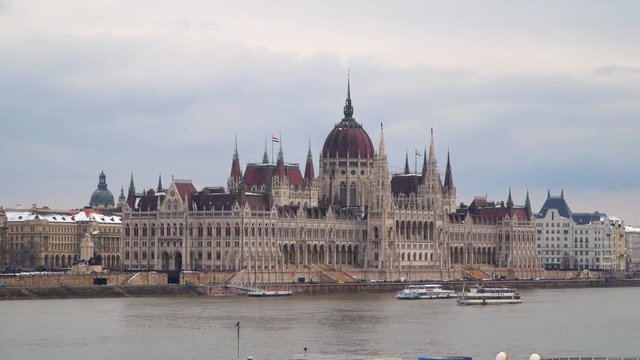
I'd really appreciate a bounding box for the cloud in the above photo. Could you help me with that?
[0,1,638,224]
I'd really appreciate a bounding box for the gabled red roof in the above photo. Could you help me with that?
[244,163,305,187]
[175,181,197,203]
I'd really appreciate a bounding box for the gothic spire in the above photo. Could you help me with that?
[507,188,514,208]
[378,122,386,158]
[444,150,454,191]
[304,138,315,182]
[233,134,239,161]
[128,173,136,198]
[404,151,410,174]
[276,135,286,177]
[428,128,436,164]
[262,138,269,164]
[525,189,532,219]
[229,138,241,180]
[157,173,163,193]
[548,189,551,199]
[277,136,284,162]
[561,188,564,198]
[421,148,427,174]
[343,71,354,119]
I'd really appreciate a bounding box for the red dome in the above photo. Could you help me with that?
[322,78,375,159]
[322,120,375,159]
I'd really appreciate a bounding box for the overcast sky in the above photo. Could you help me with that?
[0,1,638,224]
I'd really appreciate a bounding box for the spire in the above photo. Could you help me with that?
[343,71,354,119]
[277,136,284,162]
[233,135,239,161]
[507,188,514,208]
[444,150,454,191]
[230,138,242,180]
[421,148,427,176]
[404,151,410,174]
[378,122,386,158]
[548,189,551,199]
[428,128,436,164]
[157,173,163,193]
[304,139,315,182]
[561,188,564,198]
[262,138,269,164]
[276,136,286,177]
[127,173,136,198]
[525,190,532,219]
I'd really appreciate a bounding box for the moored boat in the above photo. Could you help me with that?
[247,290,293,297]
[456,285,521,305]
[395,284,456,300]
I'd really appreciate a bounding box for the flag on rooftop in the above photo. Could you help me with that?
[272,135,280,143]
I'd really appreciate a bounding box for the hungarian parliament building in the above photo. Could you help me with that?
[122,81,542,278]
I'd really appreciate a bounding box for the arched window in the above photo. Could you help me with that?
[339,182,347,207]
[133,224,139,237]
[142,224,147,237]
[350,183,357,207]
[151,224,155,237]
[125,225,130,237]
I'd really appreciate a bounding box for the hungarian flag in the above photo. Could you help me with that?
[415,149,422,156]
[272,135,280,143]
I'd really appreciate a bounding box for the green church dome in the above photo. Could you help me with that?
[90,171,115,208]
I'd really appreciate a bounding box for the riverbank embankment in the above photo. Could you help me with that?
[2,278,639,300]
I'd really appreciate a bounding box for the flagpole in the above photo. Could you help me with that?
[271,135,274,164]
[414,149,417,174]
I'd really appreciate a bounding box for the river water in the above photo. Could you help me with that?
[0,287,638,360]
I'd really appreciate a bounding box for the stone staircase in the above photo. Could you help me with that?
[317,264,356,283]
[461,265,492,280]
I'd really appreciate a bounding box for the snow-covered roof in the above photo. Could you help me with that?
[74,210,122,224]
[6,210,121,224]
[625,226,640,233]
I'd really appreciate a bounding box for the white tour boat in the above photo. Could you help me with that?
[395,284,456,300]
[456,285,522,305]
[247,290,293,297]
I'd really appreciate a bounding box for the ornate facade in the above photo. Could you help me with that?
[3,206,122,270]
[121,80,542,278]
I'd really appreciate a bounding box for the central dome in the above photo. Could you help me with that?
[321,80,375,160]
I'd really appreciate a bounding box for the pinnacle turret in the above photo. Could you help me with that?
[157,173,163,193]
[229,137,242,180]
[525,190,532,219]
[128,173,136,198]
[444,150,454,191]
[304,139,315,182]
[404,151,410,174]
[262,138,269,164]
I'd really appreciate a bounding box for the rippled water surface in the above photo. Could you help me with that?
[1,287,639,360]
